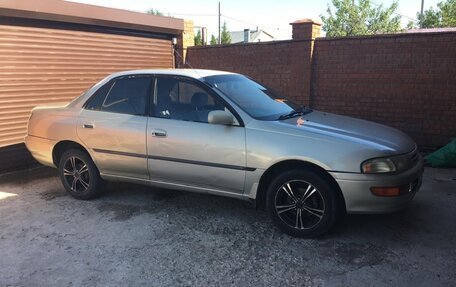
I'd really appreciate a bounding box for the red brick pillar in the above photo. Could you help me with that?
[289,19,321,106]
[290,19,322,40]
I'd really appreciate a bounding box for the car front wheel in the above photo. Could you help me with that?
[267,169,340,238]
[58,149,102,200]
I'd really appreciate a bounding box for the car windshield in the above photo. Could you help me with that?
[204,74,306,120]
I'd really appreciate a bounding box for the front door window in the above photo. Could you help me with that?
[154,77,226,123]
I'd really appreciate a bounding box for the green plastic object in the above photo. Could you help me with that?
[425,138,456,167]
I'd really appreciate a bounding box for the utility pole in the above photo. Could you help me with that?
[202,27,207,45]
[420,0,424,28]
[218,2,221,44]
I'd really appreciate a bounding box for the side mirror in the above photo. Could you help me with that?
[208,110,234,125]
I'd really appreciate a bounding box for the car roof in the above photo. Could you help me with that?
[107,69,237,80]
[66,69,238,108]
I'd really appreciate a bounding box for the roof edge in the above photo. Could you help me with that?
[0,0,184,35]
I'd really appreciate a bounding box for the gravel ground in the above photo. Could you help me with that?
[0,167,455,287]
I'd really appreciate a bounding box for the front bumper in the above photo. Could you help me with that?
[330,155,424,214]
[24,135,57,168]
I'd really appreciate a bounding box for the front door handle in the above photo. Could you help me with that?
[151,129,167,137]
[83,123,94,129]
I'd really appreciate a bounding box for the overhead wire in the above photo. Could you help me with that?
[370,0,419,22]
[162,1,419,34]
[221,14,284,32]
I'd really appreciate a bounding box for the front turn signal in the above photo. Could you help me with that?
[370,185,410,197]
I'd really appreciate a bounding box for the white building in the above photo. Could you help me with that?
[229,29,275,43]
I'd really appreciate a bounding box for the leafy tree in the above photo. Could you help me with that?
[440,0,456,26]
[146,9,163,16]
[220,22,231,44]
[418,7,441,27]
[210,34,217,45]
[418,0,456,28]
[194,30,202,46]
[321,0,402,37]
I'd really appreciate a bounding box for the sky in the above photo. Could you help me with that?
[67,0,441,40]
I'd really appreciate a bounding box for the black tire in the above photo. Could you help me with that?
[58,149,102,200]
[266,169,340,238]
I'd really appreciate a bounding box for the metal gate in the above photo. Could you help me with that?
[0,24,174,147]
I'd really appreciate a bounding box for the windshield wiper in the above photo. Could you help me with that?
[278,105,313,120]
[278,110,303,120]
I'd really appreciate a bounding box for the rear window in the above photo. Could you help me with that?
[85,77,152,116]
[85,81,112,111]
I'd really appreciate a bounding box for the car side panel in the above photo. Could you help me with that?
[77,109,148,179]
[26,105,81,166]
[146,117,247,193]
[24,135,58,167]
[27,105,80,141]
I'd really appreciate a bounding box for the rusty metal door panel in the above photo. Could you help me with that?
[0,24,174,147]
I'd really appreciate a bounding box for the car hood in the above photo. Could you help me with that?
[276,110,416,154]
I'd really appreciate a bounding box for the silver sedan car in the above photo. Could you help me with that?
[25,69,423,238]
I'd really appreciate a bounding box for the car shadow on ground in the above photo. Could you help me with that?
[0,166,445,241]
[47,174,438,241]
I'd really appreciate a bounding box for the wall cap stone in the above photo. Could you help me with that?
[290,19,322,26]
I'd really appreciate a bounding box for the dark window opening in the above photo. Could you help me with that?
[84,81,112,111]
[154,77,225,123]
[100,77,151,116]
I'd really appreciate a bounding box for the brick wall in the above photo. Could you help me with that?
[186,29,456,148]
[312,33,456,147]
[186,40,313,105]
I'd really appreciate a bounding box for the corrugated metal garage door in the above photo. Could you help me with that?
[0,24,174,147]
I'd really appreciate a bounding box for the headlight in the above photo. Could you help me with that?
[390,156,411,172]
[361,153,414,174]
[362,158,396,173]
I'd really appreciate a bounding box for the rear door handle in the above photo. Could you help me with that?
[151,129,167,137]
[83,123,94,129]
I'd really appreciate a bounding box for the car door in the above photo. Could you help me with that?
[146,76,247,193]
[77,75,152,179]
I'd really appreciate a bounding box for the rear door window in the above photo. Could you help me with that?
[101,77,152,116]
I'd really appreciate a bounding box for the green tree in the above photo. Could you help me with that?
[210,34,217,45]
[418,0,456,28]
[418,7,441,27]
[440,0,456,26]
[220,22,231,44]
[321,0,402,37]
[194,30,202,46]
[146,9,163,16]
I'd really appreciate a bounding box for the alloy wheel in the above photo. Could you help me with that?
[62,156,90,193]
[274,180,325,230]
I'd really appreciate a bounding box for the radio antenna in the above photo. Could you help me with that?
[173,45,204,79]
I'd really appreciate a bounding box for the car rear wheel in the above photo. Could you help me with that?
[266,170,340,238]
[58,149,102,200]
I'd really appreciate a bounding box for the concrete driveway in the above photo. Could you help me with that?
[0,167,455,286]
